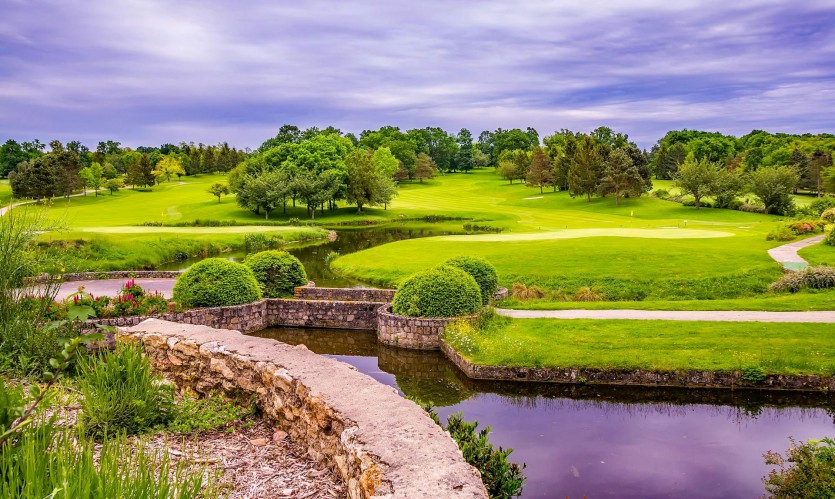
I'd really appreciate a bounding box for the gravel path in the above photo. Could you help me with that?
[767,234,825,270]
[496,308,835,323]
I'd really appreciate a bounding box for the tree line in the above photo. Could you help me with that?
[2,139,248,199]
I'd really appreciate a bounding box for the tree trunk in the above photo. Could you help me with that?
[695,196,701,209]
[540,185,543,193]
[615,194,620,206]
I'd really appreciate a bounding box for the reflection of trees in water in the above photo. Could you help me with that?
[249,327,835,423]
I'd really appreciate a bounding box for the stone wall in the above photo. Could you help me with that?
[91,298,386,333]
[120,319,487,499]
[492,286,509,302]
[27,270,183,284]
[377,306,480,350]
[295,286,396,303]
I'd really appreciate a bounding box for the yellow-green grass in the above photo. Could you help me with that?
[799,240,835,266]
[499,290,835,311]
[0,179,11,206]
[71,226,317,235]
[446,318,835,375]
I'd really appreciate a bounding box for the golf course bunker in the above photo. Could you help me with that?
[437,227,734,242]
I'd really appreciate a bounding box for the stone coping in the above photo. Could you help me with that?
[439,341,835,391]
[26,270,183,284]
[121,319,486,499]
[377,305,481,350]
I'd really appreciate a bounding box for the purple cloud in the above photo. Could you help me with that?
[1,0,834,148]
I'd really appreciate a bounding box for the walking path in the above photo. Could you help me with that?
[767,234,825,270]
[495,308,835,323]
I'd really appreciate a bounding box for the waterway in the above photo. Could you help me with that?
[251,327,835,498]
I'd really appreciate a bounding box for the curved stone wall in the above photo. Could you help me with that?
[27,270,183,284]
[377,306,480,350]
[121,319,486,499]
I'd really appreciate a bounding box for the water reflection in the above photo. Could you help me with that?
[159,226,460,287]
[252,327,835,498]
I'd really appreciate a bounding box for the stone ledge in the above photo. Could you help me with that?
[377,306,481,350]
[27,270,183,284]
[121,319,486,499]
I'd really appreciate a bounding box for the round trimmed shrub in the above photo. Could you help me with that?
[443,255,499,305]
[392,266,482,318]
[173,258,261,307]
[822,207,835,223]
[243,250,307,298]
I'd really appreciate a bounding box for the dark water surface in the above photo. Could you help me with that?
[251,327,835,499]
[158,226,458,287]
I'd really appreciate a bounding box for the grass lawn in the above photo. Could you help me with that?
[445,318,835,375]
[799,240,835,266]
[0,179,11,206]
[498,290,835,311]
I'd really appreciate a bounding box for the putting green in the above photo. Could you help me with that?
[438,228,733,242]
[70,226,313,235]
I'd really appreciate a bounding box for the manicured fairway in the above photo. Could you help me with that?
[437,227,733,242]
[445,318,835,375]
[72,225,321,235]
[799,240,835,266]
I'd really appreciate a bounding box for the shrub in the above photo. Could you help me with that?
[392,266,482,318]
[739,203,767,214]
[766,227,796,242]
[173,258,261,307]
[822,207,835,223]
[573,286,605,302]
[168,392,254,433]
[511,283,545,301]
[764,437,835,498]
[121,279,145,299]
[827,228,835,247]
[787,219,826,235]
[0,381,24,432]
[652,188,669,198]
[769,266,835,293]
[77,344,174,438]
[443,255,499,305]
[809,196,835,217]
[243,250,307,298]
[742,366,767,383]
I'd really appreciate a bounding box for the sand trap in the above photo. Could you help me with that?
[437,228,733,242]
[523,196,544,200]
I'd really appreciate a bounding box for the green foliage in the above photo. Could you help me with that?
[173,258,261,307]
[766,227,795,242]
[820,207,835,223]
[764,438,835,498]
[0,381,24,433]
[742,365,767,383]
[167,392,254,433]
[0,422,213,499]
[443,255,499,305]
[786,219,826,235]
[77,344,175,438]
[749,166,800,215]
[807,196,835,218]
[826,228,835,247]
[445,413,525,498]
[244,250,308,298]
[392,266,482,317]
[769,266,835,293]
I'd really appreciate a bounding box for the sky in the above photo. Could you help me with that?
[1,0,834,150]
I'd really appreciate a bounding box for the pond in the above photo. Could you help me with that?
[158,226,461,287]
[251,327,835,498]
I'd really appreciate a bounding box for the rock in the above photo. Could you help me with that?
[250,438,268,446]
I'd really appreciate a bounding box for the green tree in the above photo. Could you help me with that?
[79,162,105,196]
[345,150,378,213]
[104,178,121,195]
[152,155,185,182]
[414,153,436,183]
[208,182,230,203]
[525,147,553,193]
[9,157,55,199]
[674,153,713,209]
[708,167,744,208]
[598,148,643,206]
[568,136,603,201]
[49,149,83,198]
[749,166,800,215]
[0,139,27,178]
[456,128,475,173]
[372,147,399,179]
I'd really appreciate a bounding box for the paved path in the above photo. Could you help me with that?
[767,234,825,270]
[496,308,835,323]
[51,278,176,300]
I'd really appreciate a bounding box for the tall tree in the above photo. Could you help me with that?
[413,153,436,183]
[0,140,27,178]
[707,167,744,208]
[49,150,83,198]
[598,148,643,206]
[152,155,185,182]
[568,136,603,201]
[456,128,475,173]
[749,166,800,215]
[525,147,553,193]
[79,162,105,196]
[9,157,55,199]
[345,150,377,213]
[674,153,713,209]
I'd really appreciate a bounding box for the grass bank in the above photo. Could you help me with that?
[498,290,835,311]
[445,317,835,376]
[0,180,11,206]
[36,226,327,272]
[799,240,835,266]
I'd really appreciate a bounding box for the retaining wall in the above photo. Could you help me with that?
[27,270,183,284]
[377,306,480,350]
[120,319,486,499]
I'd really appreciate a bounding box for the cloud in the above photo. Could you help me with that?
[0,0,833,148]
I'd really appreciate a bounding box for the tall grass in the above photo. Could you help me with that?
[0,207,67,374]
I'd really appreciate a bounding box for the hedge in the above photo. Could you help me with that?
[392,266,482,318]
[244,250,307,298]
[443,255,499,305]
[173,258,261,307]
